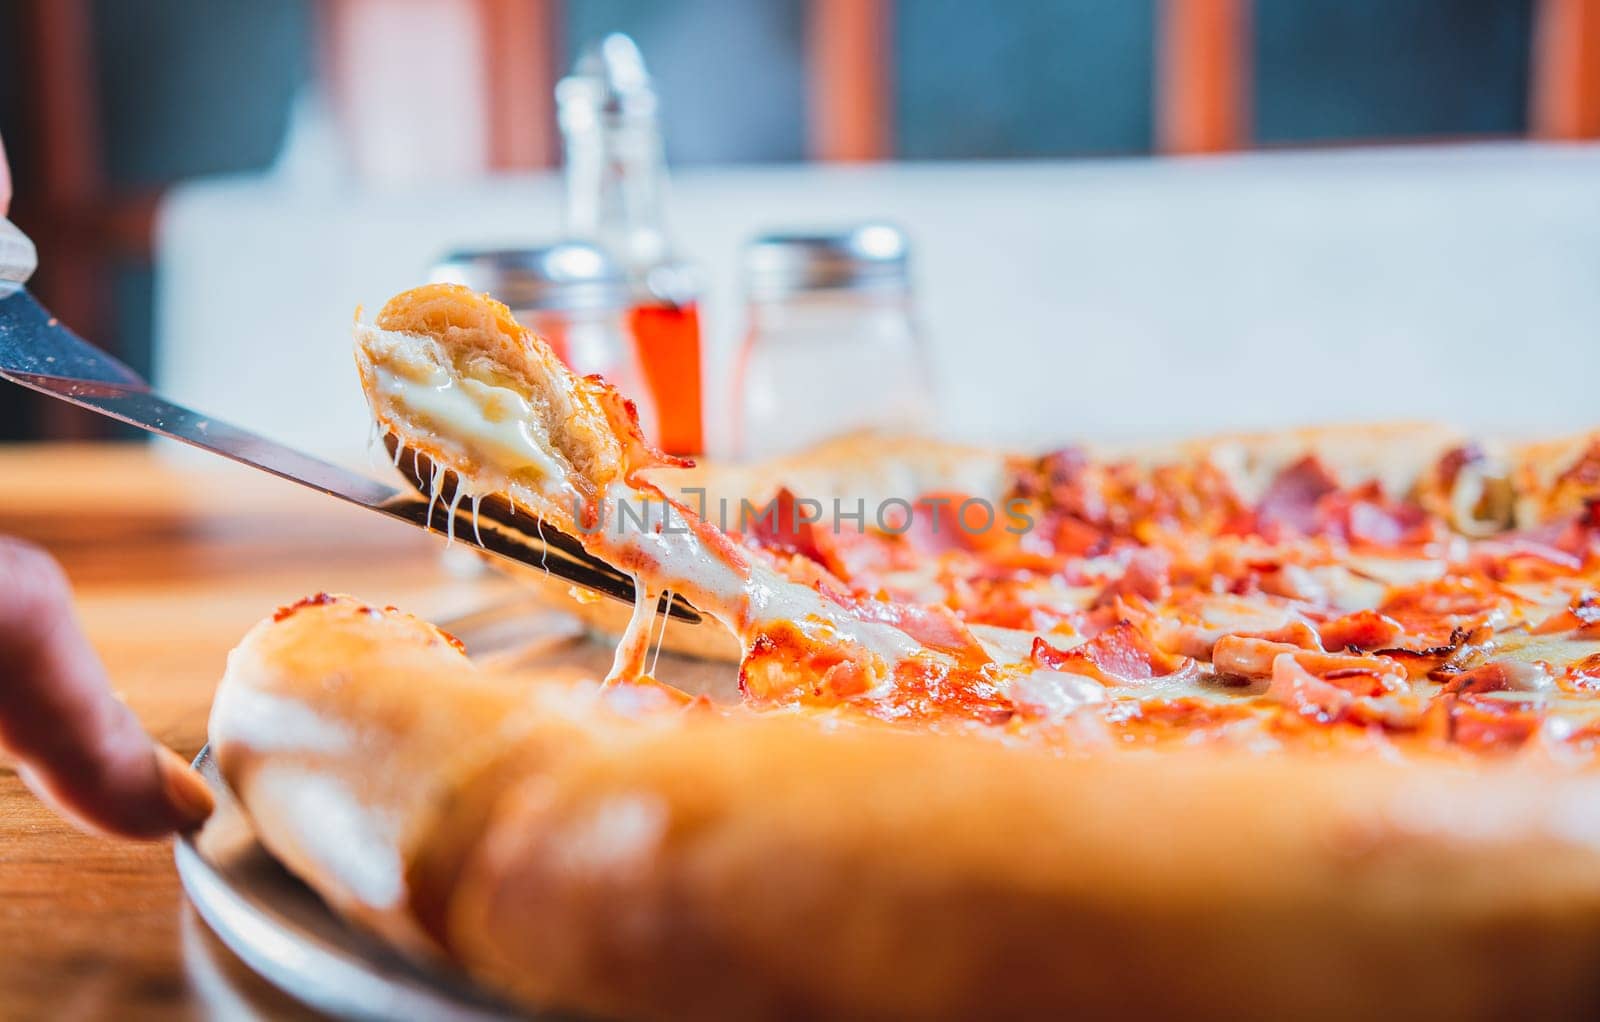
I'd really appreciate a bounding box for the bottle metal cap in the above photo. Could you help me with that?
[430,242,629,313]
[742,223,910,301]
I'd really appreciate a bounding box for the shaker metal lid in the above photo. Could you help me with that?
[430,243,628,313]
[741,223,910,299]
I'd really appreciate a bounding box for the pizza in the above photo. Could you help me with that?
[209,283,1600,1020]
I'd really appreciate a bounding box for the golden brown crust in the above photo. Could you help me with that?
[374,284,536,381]
[652,423,1467,514]
[1178,424,1600,530]
[207,595,597,958]
[646,430,1009,511]
[453,720,1600,1022]
[1510,430,1600,527]
[215,597,1600,1021]
[1152,421,1467,503]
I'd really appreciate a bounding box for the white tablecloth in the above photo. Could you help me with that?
[155,142,1600,463]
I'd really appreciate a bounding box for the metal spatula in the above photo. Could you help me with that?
[0,216,701,625]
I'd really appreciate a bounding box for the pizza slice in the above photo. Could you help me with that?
[354,283,1020,714]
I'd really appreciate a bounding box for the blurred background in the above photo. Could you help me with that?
[2,0,1597,456]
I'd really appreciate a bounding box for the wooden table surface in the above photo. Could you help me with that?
[0,443,540,1020]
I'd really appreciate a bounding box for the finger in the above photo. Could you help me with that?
[0,133,10,215]
[0,538,213,839]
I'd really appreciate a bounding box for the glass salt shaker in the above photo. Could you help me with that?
[732,224,933,461]
[430,242,657,435]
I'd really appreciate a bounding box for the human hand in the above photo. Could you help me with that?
[0,538,214,839]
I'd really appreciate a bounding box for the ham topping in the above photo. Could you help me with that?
[1030,622,1199,687]
[1213,636,1405,695]
[1254,457,1340,537]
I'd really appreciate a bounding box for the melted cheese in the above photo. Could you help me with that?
[606,573,659,683]
[1487,632,1600,675]
[1009,671,1107,721]
[361,327,567,486]
[598,485,924,665]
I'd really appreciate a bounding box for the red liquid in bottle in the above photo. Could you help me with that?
[630,300,703,456]
[523,312,571,366]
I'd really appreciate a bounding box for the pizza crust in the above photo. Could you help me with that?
[1511,430,1600,526]
[648,423,1470,513]
[206,595,582,959]
[212,596,1600,1021]
[645,430,1010,511]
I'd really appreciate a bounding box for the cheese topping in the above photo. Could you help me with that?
[597,484,925,666]
[360,326,567,487]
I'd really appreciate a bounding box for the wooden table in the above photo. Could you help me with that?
[0,443,535,1019]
